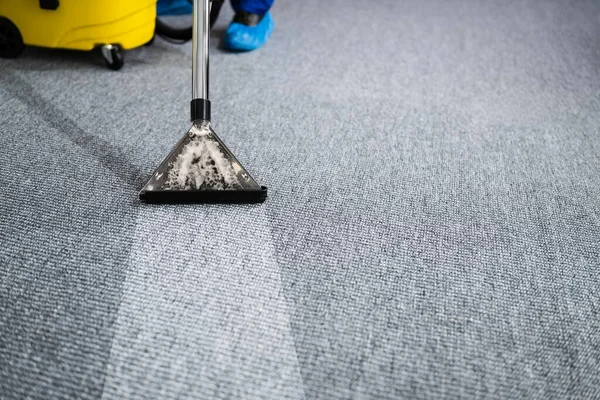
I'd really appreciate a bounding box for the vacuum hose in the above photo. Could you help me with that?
[155,0,223,42]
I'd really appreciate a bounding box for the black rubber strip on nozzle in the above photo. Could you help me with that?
[191,99,211,122]
[139,186,268,204]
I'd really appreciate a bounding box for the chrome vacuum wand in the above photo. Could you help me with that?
[139,0,267,204]
[191,0,211,119]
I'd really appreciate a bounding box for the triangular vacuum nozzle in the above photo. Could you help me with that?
[140,0,266,204]
[139,121,267,204]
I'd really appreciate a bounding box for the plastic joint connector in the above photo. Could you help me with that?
[191,98,211,122]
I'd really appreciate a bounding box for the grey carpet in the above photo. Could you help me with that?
[1,0,599,398]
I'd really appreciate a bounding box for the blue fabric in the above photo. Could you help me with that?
[230,0,275,15]
[223,11,274,51]
[157,0,193,16]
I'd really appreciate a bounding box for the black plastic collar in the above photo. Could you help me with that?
[191,99,211,122]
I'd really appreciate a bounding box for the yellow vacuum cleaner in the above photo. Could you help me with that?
[0,0,156,70]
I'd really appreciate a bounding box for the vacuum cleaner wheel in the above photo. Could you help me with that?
[100,44,124,71]
[0,17,25,59]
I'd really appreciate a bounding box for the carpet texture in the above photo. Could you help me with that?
[1,0,599,398]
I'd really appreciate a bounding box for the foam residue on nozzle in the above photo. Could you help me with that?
[164,123,242,190]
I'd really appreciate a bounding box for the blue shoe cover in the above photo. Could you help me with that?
[223,12,274,51]
[157,0,193,16]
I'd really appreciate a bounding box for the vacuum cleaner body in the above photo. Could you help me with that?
[0,0,156,69]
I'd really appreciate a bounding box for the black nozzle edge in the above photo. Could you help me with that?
[191,99,211,122]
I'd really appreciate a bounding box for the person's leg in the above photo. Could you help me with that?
[223,0,275,51]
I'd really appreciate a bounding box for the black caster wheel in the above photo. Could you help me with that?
[101,44,124,70]
[0,17,25,58]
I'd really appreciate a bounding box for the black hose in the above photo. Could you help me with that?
[209,0,224,28]
[155,18,192,42]
[155,0,224,42]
